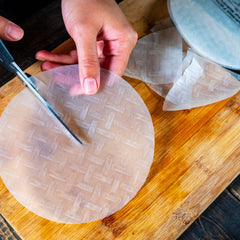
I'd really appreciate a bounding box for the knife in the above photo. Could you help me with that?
[0,39,83,145]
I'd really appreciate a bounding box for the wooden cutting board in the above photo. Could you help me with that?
[0,0,239,239]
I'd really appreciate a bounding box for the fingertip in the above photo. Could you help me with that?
[35,50,50,61]
[40,61,62,71]
[78,65,100,95]
[6,23,24,41]
[83,78,98,95]
[41,62,51,71]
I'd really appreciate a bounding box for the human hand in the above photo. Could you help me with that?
[36,0,138,95]
[0,16,24,41]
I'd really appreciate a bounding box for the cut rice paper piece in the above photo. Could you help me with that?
[124,20,240,111]
[146,82,174,98]
[124,27,183,85]
[0,65,154,224]
[163,50,240,111]
[123,51,141,80]
[133,27,182,85]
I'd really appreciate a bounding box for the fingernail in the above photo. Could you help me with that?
[7,23,24,40]
[84,78,98,94]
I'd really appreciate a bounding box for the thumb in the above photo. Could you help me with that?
[70,31,100,95]
[0,16,24,41]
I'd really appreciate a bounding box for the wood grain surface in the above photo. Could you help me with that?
[179,175,240,240]
[0,0,240,239]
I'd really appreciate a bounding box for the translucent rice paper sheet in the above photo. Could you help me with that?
[163,50,240,110]
[0,65,154,223]
[125,27,182,85]
[168,0,240,69]
[124,52,141,80]
[124,19,240,111]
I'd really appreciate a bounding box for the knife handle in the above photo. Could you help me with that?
[0,39,16,74]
